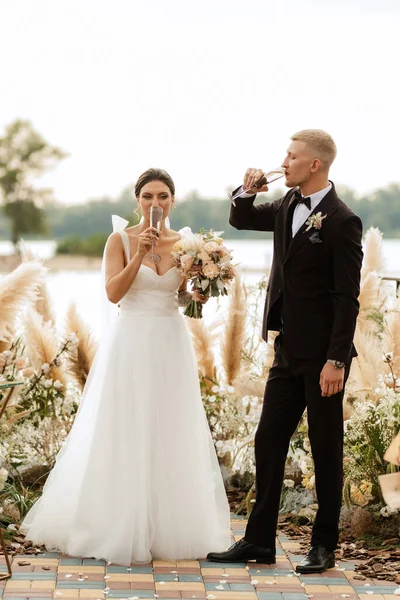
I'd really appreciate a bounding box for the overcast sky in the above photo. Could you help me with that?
[1,0,399,205]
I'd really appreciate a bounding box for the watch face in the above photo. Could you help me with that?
[328,360,345,369]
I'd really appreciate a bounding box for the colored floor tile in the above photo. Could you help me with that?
[0,518,397,600]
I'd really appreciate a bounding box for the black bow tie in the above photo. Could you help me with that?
[293,190,311,210]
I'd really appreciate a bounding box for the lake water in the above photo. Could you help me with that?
[1,238,399,338]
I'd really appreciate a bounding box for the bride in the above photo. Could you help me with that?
[22,168,231,565]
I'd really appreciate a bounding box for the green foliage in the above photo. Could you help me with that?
[34,188,281,242]
[0,174,399,243]
[338,183,400,238]
[0,481,40,520]
[344,388,400,504]
[3,199,48,243]
[56,233,109,257]
[41,182,400,243]
[0,119,66,245]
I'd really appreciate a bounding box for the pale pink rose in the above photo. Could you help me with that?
[203,263,220,279]
[0,357,6,368]
[181,254,194,271]
[22,367,35,378]
[15,358,26,370]
[198,250,210,262]
[204,241,219,253]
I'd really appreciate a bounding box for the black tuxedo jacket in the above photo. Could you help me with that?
[230,183,363,363]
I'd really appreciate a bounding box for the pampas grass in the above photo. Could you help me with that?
[65,303,97,390]
[361,227,385,277]
[356,227,388,333]
[35,280,55,326]
[23,308,68,388]
[19,242,55,326]
[0,338,13,354]
[345,226,397,409]
[358,271,381,313]
[0,262,45,344]
[221,273,246,385]
[347,329,383,402]
[186,318,216,387]
[233,372,265,400]
[386,296,400,375]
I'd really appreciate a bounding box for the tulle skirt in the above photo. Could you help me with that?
[22,312,231,564]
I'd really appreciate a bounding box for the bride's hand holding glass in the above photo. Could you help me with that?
[137,227,159,258]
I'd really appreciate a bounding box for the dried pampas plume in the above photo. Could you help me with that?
[356,227,389,333]
[186,318,216,388]
[24,308,68,388]
[65,303,97,390]
[19,241,55,326]
[221,273,246,385]
[233,373,265,400]
[347,328,383,404]
[386,296,400,375]
[362,227,385,278]
[0,262,45,346]
[358,271,381,315]
[35,280,55,326]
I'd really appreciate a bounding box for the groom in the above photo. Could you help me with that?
[207,129,363,573]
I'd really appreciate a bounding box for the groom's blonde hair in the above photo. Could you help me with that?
[291,129,337,170]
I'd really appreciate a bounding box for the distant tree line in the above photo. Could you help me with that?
[1,119,399,251]
[28,183,400,240]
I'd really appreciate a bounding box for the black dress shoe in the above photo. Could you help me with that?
[295,546,335,574]
[207,539,275,563]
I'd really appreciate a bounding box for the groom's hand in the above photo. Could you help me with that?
[243,168,269,195]
[319,362,345,397]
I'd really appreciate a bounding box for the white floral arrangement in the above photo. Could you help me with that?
[0,332,80,471]
[201,382,263,475]
[343,385,400,510]
[0,342,27,388]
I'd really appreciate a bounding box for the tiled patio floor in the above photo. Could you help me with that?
[1,518,399,600]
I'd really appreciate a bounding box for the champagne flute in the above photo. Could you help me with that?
[147,205,164,263]
[230,166,286,206]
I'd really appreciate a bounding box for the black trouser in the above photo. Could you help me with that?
[245,334,350,552]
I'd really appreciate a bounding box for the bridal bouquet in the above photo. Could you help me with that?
[172,228,235,319]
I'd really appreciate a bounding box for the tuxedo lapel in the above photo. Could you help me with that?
[284,186,339,264]
[278,190,296,263]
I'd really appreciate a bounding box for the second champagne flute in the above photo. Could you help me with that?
[230,167,286,205]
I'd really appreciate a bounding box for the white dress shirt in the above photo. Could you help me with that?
[237,182,332,236]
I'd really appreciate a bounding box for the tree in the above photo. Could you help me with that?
[0,120,66,247]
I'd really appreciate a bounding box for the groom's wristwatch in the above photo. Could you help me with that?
[327,359,346,369]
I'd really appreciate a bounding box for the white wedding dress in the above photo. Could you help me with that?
[22,222,231,565]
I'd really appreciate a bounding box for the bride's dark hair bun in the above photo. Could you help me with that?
[134,168,175,197]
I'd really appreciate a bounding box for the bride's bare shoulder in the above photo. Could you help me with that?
[107,231,123,243]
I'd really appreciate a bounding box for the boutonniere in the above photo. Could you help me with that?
[304,212,327,232]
